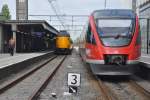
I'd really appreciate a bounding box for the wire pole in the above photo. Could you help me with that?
[72,16,73,31]
[104,0,107,9]
[147,19,149,54]
[132,0,136,12]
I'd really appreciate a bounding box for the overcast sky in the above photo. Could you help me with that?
[0,0,133,19]
[0,0,133,40]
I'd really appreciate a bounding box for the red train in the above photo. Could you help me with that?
[79,9,141,75]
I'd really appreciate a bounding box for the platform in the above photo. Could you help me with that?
[140,54,150,68]
[0,52,53,69]
[140,54,150,64]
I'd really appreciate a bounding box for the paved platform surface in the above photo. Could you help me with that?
[140,54,150,65]
[39,51,103,100]
[0,52,51,69]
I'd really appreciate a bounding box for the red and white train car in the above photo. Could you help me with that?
[79,9,141,75]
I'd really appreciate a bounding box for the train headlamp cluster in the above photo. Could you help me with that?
[104,55,126,65]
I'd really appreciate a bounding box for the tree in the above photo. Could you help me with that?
[1,4,11,20]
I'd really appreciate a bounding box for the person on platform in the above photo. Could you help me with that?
[8,37,15,56]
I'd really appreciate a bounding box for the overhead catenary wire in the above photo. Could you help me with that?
[48,0,66,30]
[29,0,89,38]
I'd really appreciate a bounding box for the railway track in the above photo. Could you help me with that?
[128,80,150,100]
[28,56,66,100]
[80,54,150,100]
[96,76,150,100]
[96,77,120,100]
[0,55,57,94]
[0,55,66,100]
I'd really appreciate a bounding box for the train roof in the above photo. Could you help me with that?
[92,9,136,19]
[57,30,70,37]
[57,34,70,37]
[59,30,68,34]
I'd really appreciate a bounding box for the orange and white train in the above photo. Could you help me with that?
[79,9,141,75]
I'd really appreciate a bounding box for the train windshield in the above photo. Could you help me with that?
[97,18,135,47]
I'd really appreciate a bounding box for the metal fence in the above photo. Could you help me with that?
[140,18,150,54]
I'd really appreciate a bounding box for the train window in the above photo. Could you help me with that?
[86,23,96,45]
[86,23,92,43]
[86,23,96,44]
[91,34,96,44]
[136,25,141,45]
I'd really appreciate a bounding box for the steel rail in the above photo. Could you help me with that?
[129,80,150,100]
[0,56,57,94]
[79,54,119,100]
[28,56,66,100]
[97,79,119,100]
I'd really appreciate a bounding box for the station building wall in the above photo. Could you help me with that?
[139,1,150,54]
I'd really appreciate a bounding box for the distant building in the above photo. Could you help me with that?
[16,0,28,20]
[138,0,150,17]
[138,0,150,54]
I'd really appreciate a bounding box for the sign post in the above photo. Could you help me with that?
[67,73,80,94]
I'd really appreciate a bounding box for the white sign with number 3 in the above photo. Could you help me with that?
[68,73,80,87]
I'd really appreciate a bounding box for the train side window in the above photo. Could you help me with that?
[86,23,92,43]
[86,23,96,44]
[91,34,96,45]
[136,25,141,45]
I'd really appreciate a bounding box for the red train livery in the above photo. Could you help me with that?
[79,9,141,75]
